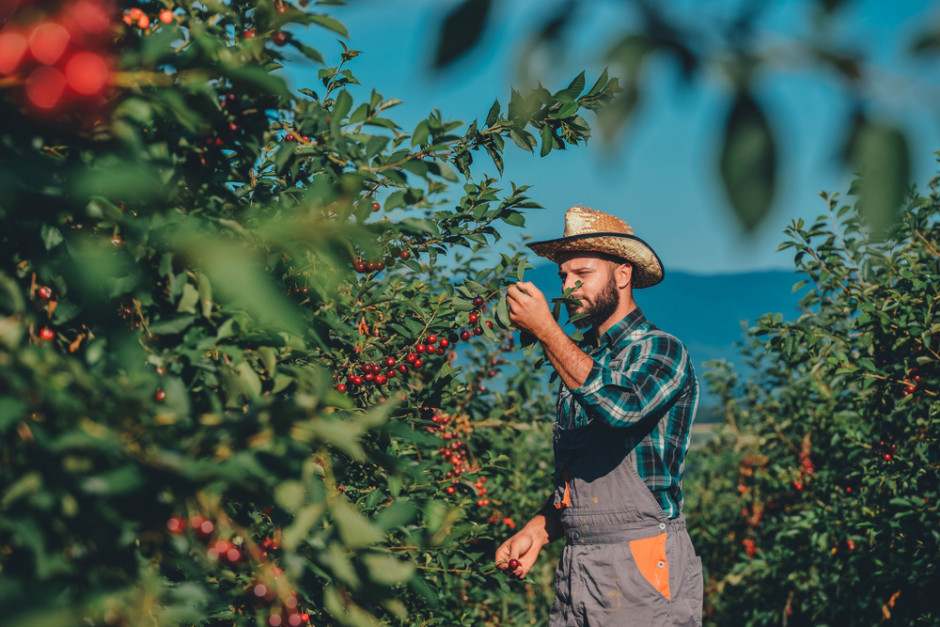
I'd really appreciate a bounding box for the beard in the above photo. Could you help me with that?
[567,274,620,329]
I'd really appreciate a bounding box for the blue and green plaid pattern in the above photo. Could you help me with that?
[557,307,700,518]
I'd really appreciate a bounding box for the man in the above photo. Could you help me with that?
[496,205,702,626]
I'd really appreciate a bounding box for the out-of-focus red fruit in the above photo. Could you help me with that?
[26,66,67,109]
[71,0,112,34]
[29,22,70,65]
[159,9,174,23]
[65,51,109,95]
[166,516,186,534]
[0,31,28,74]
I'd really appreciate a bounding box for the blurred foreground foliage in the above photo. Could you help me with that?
[0,1,619,625]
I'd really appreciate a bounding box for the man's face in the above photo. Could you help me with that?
[557,254,622,329]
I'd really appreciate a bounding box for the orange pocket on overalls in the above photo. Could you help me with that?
[629,532,671,600]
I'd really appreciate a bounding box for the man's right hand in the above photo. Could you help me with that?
[495,512,556,579]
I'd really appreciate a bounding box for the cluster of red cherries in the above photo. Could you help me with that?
[336,332,451,393]
[166,514,315,626]
[0,0,115,113]
[336,296,494,394]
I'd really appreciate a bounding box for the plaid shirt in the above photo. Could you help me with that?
[557,307,700,519]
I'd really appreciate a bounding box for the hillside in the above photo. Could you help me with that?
[523,263,807,412]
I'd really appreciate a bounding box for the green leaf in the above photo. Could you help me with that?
[177,283,199,314]
[149,315,196,335]
[849,121,910,234]
[332,499,385,547]
[333,89,353,121]
[539,124,554,157]
[411,119,430,146]
[719,92,777,232]
[80,465,144,496]
[363,553,415,586]
[433,0,492,69]
[309,14,350,37]
[562,71,586,99]
[485,99,500,127]
[225,65,290,97]
[510,128,535,152]
[275,480,307,513]
[41,224,63,250]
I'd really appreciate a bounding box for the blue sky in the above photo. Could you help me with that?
[290,0,940,275]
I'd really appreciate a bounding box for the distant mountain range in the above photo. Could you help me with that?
[523,263,807,412]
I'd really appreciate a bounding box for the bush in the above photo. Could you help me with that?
[0,2,619,625]
[686,165,940,625]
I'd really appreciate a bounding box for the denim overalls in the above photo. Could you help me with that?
[548,421,703,626]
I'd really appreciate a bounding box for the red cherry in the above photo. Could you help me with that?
[426,334,437,345]
[29,22,70,65]
[39,328,55,341]
[0,30,28,75]
[193,518,215,539]
[436,347,446,355]
[336,383,347,392]
[364,373,374,382]
[416,343,425,353]
[372,201,380,212]
[413,359,423,368]
[244,28,256,39]
[222,547,243,566]
[446,486,455,494]
[469,312,479,323]
[508,558,521,570]
[26,66,67,110]
[474,326,484,336]
[159,9,174,23]
[64,51,110,96]
[461,330,471,341]
[350,375,363,386]
[486,320,493,328]
[406,353,417,363]
[386,369,396,379]
[472,296,484,308]
[137,14,150,29]
[354,260,365,272]
[273,31,288,46]
[365,261,376,272]
[398,364,408,373]
[37,286,53,299]
[166,516,187,534]
[375,374,387,385]
[400,250,411,260]
[439,338,449,348]
[155,390,166,402]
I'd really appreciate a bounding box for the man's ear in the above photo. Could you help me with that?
[616,262,633,290]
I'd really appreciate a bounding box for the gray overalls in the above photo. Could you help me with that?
[549,421,703,626]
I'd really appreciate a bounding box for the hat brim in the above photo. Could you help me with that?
[527,232,664,289]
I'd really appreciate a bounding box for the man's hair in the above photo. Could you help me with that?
[557,250,632,268]
[595,251,632,269]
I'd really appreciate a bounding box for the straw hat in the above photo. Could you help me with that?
[527,205,664,289]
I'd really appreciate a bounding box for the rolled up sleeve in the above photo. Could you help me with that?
[570,334,689,428]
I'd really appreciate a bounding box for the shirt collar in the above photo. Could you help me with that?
[582,307,647,350]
